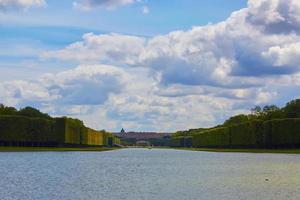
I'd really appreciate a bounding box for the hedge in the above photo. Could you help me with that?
[0,115,119,147]
[0,115,55,143]
[170,137,182,147]
[263,118,300,147]
[170,137,193,147]
[191,119,300,148]
[229,120,263,147]
[192,127,230,147]
[82,128,105,146]
[0,115,32,142]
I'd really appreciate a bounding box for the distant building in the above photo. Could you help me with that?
[113,131,173,140]
[120,128,125,134]
[113,130,173,146]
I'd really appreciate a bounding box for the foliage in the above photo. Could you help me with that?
[283,99,300,118]
[18,107,51,119]
[0,115,55,143]
[223,114,249,126]
[263,118,300,147]
[192,127,230,147]
[0,104,18,115]
[229,120,263,147]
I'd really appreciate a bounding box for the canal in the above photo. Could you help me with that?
[0,148,299,200]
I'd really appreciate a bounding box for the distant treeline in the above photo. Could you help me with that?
[171,99,300,148]
[0,104,120,147]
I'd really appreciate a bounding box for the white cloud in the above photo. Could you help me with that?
[262,42,300,67]
[0,65,128,108]
[45,0,300,90]
[246,0,300,34]
[42,33,145,65]
[3,0,300,131]
[0,0,46,10]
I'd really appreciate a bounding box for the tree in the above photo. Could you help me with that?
[251,106,262,116]
[18,107,51,119]
[223,114,249,126]
[0,104,17,115]
[262,105,284,120]
[283,99,300,118]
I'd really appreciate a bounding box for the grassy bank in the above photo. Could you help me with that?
[171,147,300,154]
[0,146,119,152]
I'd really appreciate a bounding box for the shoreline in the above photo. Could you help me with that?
[1,146,300,154]
[170,147,300,154]
[0,146,119,152]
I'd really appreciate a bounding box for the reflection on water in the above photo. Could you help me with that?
[0,148,299,200]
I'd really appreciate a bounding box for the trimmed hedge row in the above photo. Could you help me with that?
[192,127,230,147]
[0,115,55,143]
[229,120,264,148]
[170,136,193,147]
[82,128,105,146]
[263,118,300,147]
[175,119,300,148]
[0,115,119,147]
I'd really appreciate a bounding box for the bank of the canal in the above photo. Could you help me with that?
[170,147,300,154]
[0,146,120,152]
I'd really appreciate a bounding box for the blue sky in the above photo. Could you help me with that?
[0,0,300,132]
[0,0,247,80]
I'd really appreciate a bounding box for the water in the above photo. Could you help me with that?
[0,148,299,200]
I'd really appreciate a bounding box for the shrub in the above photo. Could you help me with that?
[0,115,55,143]
[229,120,263,147]
[192,127,230,147]
[263,118,300,147]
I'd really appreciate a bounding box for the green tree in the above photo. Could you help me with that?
[283,99,300,118]
[0,104,18,115]
[262,105,284,120]
[250,106,262,116]
[18,107,51,119]
[223,114,249,126]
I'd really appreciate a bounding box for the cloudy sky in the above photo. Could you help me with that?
[0,0,300,132]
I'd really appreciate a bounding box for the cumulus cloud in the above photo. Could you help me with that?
[246,0,300,34]
[73,0,136,10]
[45,0,300,90]
[0,65,128,109]
[42,33,145,65]
[0,0,46,10]
[4,0,300,131]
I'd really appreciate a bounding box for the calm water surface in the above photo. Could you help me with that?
[0,148,299,200]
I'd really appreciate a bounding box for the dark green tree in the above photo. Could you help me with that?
[223,114,249,126]
[262,105,284,120]
[0,104,18,115]
[283,99,300,118]
[18,107,51,119]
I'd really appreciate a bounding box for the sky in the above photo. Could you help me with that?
[0,0,300,132]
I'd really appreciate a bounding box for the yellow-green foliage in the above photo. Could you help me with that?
[53,118,84,145]
[0,115,111,147]
[263,118,300,147]
[229,120,263,147]
[192,127,230,147]
[113,137,121,145]
[82,128,105,146]
[65,120,82,144]
[102,132,116,146]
